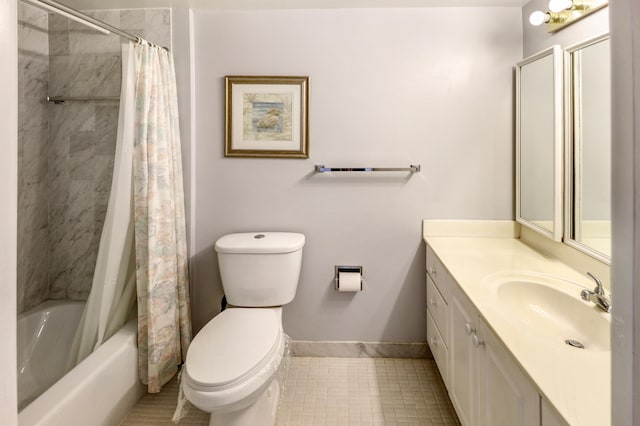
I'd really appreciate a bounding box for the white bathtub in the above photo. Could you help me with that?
[18,300,145,425]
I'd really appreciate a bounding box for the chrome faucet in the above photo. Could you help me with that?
[580,272,611,313]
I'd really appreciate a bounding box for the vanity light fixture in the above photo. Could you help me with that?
[548,0,574,12]
[529,0,608,33]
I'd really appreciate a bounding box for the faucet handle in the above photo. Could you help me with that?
[580,288,591,301]
[587,272,604,296]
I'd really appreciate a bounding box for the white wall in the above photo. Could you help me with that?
[190,7,522,341]
[522,0,609,57]
[610,0,640,423]
[0,0,18,423]
[171,7,195,254]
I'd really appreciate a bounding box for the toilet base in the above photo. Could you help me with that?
[209,379,280,426]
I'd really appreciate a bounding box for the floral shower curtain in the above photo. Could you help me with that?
[132,40,192,393]
[67,41,190,393]
[68,42,191,393]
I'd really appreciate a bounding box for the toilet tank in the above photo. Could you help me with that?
[214,232,305,307]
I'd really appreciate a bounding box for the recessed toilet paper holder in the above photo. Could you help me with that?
[335,265,363,291]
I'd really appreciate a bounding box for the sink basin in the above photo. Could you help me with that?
[484,272,610,352]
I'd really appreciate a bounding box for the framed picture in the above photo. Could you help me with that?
[225,76,309,158]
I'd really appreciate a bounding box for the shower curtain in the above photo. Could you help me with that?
[67,43,138,369]
[68,41,191,393]
[132,40,191,393]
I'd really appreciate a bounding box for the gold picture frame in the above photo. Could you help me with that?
[225,76,309,158]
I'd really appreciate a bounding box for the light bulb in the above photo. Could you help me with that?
[529,11,548,26]
[549,0,573,12]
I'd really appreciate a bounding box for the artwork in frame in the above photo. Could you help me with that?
[225,76,309,158]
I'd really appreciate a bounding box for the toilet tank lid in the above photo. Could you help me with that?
[215,232,305,254]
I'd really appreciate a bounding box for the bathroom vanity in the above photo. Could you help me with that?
[423,221,610,426]
[428,33,616,426]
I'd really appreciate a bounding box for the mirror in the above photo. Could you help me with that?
[565,35,611,262]
[516,46,564,241]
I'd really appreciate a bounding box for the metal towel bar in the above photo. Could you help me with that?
[47,96,120,104]
[315,164,421,173]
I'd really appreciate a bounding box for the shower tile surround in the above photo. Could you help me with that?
[17,3,50,314]
[17,5,172,313]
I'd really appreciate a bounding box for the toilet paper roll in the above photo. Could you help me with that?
[338,272,361,292]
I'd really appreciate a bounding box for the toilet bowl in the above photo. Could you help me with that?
[183,308,285,425]
[182,232,304,426]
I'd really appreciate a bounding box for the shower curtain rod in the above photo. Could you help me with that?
[24,0,160,47]
[30,0,168,104]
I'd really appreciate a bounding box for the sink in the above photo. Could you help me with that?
[484,272,610,352]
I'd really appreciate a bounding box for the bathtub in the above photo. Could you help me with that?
[18,300,145,425]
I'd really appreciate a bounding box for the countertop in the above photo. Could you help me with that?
[423,224,610,426]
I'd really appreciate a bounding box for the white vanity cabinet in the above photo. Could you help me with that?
[427,243,542,426]
[476,319,540,426]
[448,281,479,425]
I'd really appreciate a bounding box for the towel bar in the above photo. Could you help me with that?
[314,164,420,173]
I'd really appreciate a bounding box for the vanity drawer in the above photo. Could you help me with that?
[427,273,447,339]
[426,244,450,302]
[427,309,448,385]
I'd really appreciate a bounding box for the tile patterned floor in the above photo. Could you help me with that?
[119,377,208,425]
[120,357,460,426]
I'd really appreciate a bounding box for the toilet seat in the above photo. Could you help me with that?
[183,308,284,412]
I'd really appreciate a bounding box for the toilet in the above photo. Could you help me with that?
[182,232,305,426]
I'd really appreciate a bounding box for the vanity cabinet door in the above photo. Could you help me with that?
[449,284,479,426]
[427,309,448,385]
[476,319,540,426]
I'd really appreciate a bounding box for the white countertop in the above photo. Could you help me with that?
[423,225,611,426]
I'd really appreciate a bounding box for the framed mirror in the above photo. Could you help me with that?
[516,45,564,241]
[564,35,611,263]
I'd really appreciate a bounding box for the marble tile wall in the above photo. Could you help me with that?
[17,7,172,312]
[17,3,50,314]
[47,8,172,301]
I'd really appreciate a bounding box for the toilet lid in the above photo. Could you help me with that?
[185,308,281,388]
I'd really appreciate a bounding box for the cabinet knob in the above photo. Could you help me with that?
[472,334,485,348]
[464,323,476,336]
[428,266,436,275]
[429,337,438,347]
[429,298,438,308]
